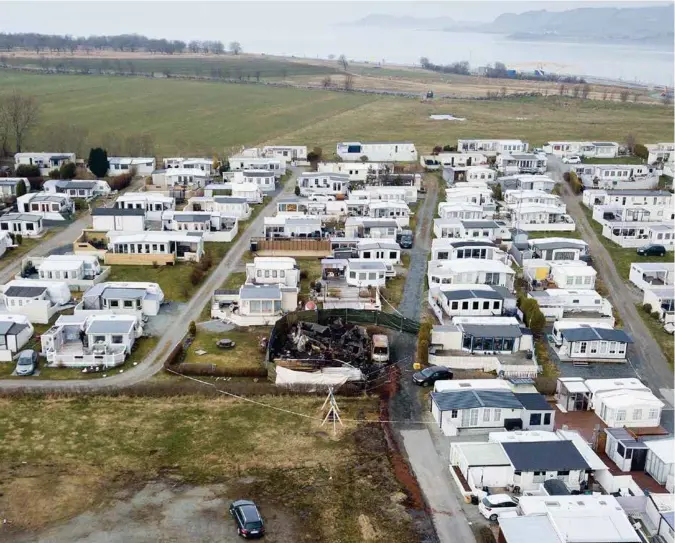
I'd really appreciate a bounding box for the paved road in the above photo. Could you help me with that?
[548,158,673,404]
[0,176,297,391]
[388,178,477,543]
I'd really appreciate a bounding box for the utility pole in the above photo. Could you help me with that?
[321,386,343,436]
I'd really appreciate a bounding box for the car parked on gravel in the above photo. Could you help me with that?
[229,499,265,539]
[14,349,37,376]
[412,365,453,387]
[637,244,667,257]
[478,494,520,521]
[562,155,582,164]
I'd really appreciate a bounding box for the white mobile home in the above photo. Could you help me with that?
[245,257,299,287]
[105,231,204,264]
[528,289,613,320]
[317,161,388,182]
[262,145,307,162]
[442,166,496,184]
[17,192,73,221]
[77,282,164,317]
[602,221,674,249]
[92,208,146,232]
[162,157,214,174]
[583,188,673,210]
[420,151,488,171]
[228,156,285,177]
[35,254,106,288]
[595,388,663,428]
[556,325,632,361]
[0,213,44,237]
[432,285,508,318]
[161,211,238,242]
[433,219,505,241]
[0,314,34,361]
[297,172,349,199]
[345,260,388,288]
[495,174,556,193]
[263,216,322,239]
[187,196,251,220]
[0,231,11,258]
[496,153,547,175]
[629,262,674,292]
[457,139,528,156]
[509,204,575,232]
[645,143,674,167]
[15,152,75,175]
[526,237,589,261]
[437,202,485,221]
[344,218,399,240]
[427,259,515,289]
[107,157,156,176]
[366,201,410,228]
[504,190,564,208]
[576,164,659,190]
[549,261,597,289]
[44,179,111,199]
[430,239,507,263]
[355,241,401,265]
[214,284,298,326]
[232,170,276,192]
[1,280,71,324]
[115,192,175,221]
[543,141,619,158]
[0,178,31,198]
[336,141,417,162]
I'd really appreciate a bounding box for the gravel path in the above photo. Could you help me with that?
[0,175,297,391]
[549,158,673,405]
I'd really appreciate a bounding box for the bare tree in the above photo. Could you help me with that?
[338,54,348,71]
[343,73,354,91]
[632,92,641,103]
[663,93,673,106]
[601,89,608,100]
[558,83,566,96]
[571,86,580,98]
[2,91,39,153]
[229,41,242,55]
[619,89,630,102]
[625,133,636,154]
[321,75,333,89]
[500,86,507,97]
[581,84,591,99]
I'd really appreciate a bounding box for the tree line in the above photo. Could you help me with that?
[0,32,242,56]
[419,57,586,84]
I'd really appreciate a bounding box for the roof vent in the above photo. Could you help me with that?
[545,501,560,507]
[459,383,471,388]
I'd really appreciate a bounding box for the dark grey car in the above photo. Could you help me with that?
[229,499,265,539]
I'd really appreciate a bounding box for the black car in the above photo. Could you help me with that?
[229,500,265,539]
[637,244,667,257]
[412,365,453,387]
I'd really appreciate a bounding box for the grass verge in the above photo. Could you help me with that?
[635,304,674,367]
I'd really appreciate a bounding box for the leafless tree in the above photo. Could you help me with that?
[619,89,630,102]
[571,86,580,98]
[625,133,636,153]
[663,93,673,106]
[338,54,348,71]
[321,75,333,89]
[343,73,354,91]
[1,91,39,153]
[581,84,591,99]
[601,89,608,100]
[558,83,566,96]
[500,86,507,97]
[632,92,641,103]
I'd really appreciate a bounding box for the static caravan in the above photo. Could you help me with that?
[336,141,418,162]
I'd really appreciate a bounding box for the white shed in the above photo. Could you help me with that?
[645,438,674,492]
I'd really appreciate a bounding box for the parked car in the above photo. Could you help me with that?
[478,494,520,522]
[412,365,453,387]
[15,349,37,376]
[229,499,265,539]
[309,194,335,202]
[562,155,581,164]
[637,244,667,257]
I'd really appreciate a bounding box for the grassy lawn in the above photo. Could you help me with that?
[0,395,417,542]
[658,175,673,190]
[297,258,323,296]
[107,242,232,302]
[582,156,645,164]
[635,305,674,366]
[525,230,582,239]
[0,230,58,271]
[0,72,672,157]
[183,328,269,374]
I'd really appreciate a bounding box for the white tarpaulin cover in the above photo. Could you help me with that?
[275,365,364,391]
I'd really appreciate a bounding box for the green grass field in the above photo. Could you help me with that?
[0,72,672,158]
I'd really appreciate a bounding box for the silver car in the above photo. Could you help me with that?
[15,349,37,376]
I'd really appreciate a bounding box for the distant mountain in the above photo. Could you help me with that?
[345,14,480,31]
[481,4,675,45]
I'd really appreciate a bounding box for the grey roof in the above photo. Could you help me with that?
[0,321,29,336]
[174,214,211,223]
[63,181,97,189]
[31,194,67,202]
[513,393,553,411]
[606,189,671,197]
[92,208,146,216]
[663,512,675,532]
[491,285,516,301]
[213,196,247,204]
[100,288,146,300]
[431,389,523,411]
[498,515,562,543]
[447,240,496,249]
[1,213,42,222]
[347,261,387,271]
[357,241,400,251]
[243,170,274,178]
[4,285,47,298]
[441,289,503,301]
[287,218,321,226]
[214,288,239,296]
[460,323,523,339]
[592,142,618,147]
[561,326,633,343]
[502,441,591,471]
[0,179,22,187]
[361,219,398,228]
[86,319,135,334]
[532,240,586,250]
[239,285,281,300]
[605,427,649,449]
[462,220,500,229]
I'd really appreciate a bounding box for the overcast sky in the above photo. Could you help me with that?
[0,1,670,41]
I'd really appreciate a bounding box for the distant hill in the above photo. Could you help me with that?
[349,5,675,46]
[345,14,480,31]
[480,4,675,45]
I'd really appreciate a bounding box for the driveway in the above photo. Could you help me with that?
[388,178,478,543]
[0,174,298,391]
[548,157,674,406]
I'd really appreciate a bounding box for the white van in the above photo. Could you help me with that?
[371,334,389,363]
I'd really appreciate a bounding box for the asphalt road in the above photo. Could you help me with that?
[388,178,477,543]
[548,157,674,406]
[0,176,297,391]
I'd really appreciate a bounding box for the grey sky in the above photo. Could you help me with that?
[0,1,670,41]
